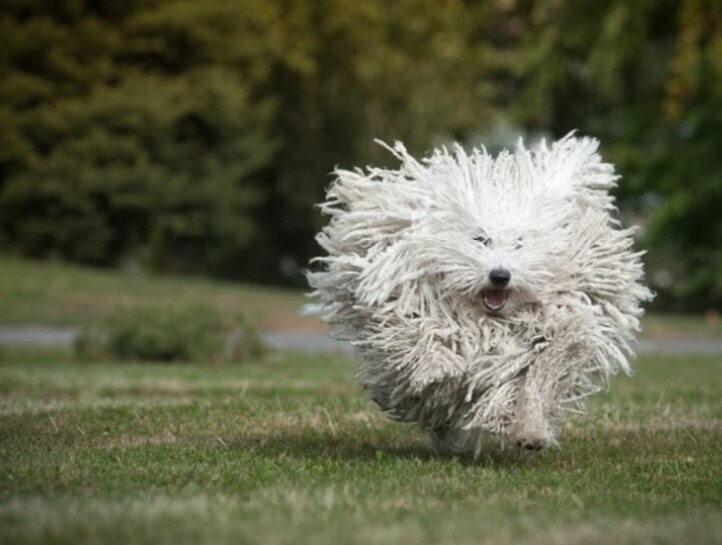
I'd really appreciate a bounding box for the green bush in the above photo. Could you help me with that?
[75,304,265,363]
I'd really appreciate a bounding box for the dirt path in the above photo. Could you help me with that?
[1,326,722,355]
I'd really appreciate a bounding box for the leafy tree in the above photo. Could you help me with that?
[641,0,722,307]
[0,0,275,275]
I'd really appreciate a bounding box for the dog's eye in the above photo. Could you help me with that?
[514,238,524,250]
[474,235,491,247]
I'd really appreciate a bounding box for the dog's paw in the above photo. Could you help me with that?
[516,437,545,451]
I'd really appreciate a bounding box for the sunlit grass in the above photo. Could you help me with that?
[1,347,720,545]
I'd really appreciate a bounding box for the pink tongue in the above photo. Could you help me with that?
[485,289,506,307]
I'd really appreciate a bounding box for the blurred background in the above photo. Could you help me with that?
[0,0,720,313]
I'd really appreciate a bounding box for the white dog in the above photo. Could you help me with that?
[307,134,652,455]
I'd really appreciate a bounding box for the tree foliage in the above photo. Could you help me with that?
[0,0,720,308]
[645,0,722,307]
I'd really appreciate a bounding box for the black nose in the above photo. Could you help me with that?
[489,268,511,287]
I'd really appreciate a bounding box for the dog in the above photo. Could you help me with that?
[306,134,653,455]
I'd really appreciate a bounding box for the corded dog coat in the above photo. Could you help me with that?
[307,135,653,453]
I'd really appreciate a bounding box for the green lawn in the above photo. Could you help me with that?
[1,347,721,545]
[0,256,318,332]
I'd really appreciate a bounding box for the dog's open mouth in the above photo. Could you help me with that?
[482,288,508,312]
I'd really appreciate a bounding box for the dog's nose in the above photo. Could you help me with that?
[489,268,511,287]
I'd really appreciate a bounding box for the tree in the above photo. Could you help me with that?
[0,0,275,275]
[641,0,722,307]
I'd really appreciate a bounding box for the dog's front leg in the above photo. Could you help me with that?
[511,369,551,450]
[511,338,578,451]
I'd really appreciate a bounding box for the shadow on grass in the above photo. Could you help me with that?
[226,430,541,468]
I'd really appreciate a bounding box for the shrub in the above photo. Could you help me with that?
[75,304,264,363]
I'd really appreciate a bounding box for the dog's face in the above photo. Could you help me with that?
[396,175,581,319]
[472,225,554,315]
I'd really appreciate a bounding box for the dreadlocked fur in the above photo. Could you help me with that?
[306,134,653,455]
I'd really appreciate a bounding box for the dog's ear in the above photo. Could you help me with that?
[318,141,427,255]
[535,133,619,213]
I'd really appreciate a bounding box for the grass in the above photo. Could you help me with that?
[0,256,320,332]
[640,313,722,340]
[1,255,721,339]
[1,347,721,545]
